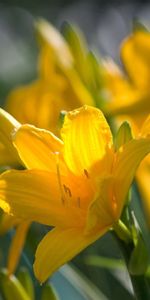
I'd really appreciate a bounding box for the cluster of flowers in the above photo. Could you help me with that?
[0,19,150,286]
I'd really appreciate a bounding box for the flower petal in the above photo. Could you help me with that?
[13,124,65,172]
[86,176,116,232]
[113,138,150,218]
[121,31,150,90]
[33,226,106,283]
[104,60,142,116]
[140,115,150,137]
[0,109,21,166]
[7,221,30,274]
[136,156,150,222]
[0,169,85,228]
[6,80,69,135]
[61,106,113,176]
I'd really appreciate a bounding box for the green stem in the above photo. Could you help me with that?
[112,230,150,300]
[113,220,132,243]
[130,275,150,300]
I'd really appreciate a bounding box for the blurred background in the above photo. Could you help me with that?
[0,0,150,299]
[0,0,150,102]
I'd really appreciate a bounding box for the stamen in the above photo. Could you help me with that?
[63,184,72,197]
[84,169,89,178]
[55,152,65,205]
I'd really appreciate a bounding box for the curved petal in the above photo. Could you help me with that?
[61,106,113,176]
[7,221,30,274]
[113,138,150,218]
[13,124,66,172]
[136,156,150,222]
[0,169,85,228]
[0,109,21,166]
[104,60,143,116]
[33,226,107,283]
[121,31,150,90]
[140,115,150,137]
[86,176,116,232]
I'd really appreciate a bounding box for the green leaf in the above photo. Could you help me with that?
[41,283,59,300]
[17,268,34,300]
[0,269,30,300]
[62,22,88,83]
[115,121,133,151]
[84,255,125,270]
[128,233,149,275]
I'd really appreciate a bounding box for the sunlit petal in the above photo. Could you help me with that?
[0,109,21,166]
[121,30,150,90]
[33,226,106,283]
[13,124,65,172]
[61,105,113,176]
[87,176,115,232]
[113,138,150,217]
[0,169,85,228]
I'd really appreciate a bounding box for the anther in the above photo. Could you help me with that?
[84,169,89,178]
[63,184,72,197]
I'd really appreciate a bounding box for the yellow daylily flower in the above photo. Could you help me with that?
[104,29,150,222]
[5,20,94,136]
[0,106,150,282]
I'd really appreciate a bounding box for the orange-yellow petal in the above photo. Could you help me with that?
[136,156,150,223]
[0,109,21,166]
[7,221,30,274]
[113,138,150,218]
[86,176,115,232]
[139,115,150,137]
[0,169,85,228]
[13,124,65,172]
[33,226,107,283]
[104,60,143,116]
[61,105,113,176]
[121,30,150,90]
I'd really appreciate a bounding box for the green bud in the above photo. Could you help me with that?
[17,268,34,300]
[115,121,132,151]
[41,283,59,300]
[62,22,88,82]
[128,233,149,275]
[0,269,30,300]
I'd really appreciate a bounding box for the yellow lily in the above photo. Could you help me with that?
[5,20,94,136]
[104,29,150,221]
[0,106,150,282]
